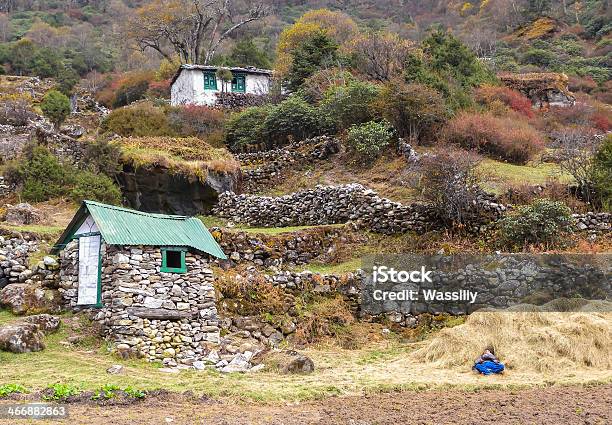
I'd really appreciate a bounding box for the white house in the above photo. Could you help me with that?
[170,64,273,106]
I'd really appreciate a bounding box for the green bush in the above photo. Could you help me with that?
[224,105,270,150]
[263,96,329,148]
[346,120,394,159]
[43,383,80,401]
[319,80,380,130]
[11,145,121,204]
[0,384,27,397]
[100,103,175,137]
[70,171,121,205]
[592,135,612,211]
[40,90,71,130]
[498,199,574,249]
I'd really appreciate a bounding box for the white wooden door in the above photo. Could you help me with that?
[77,235,101,305]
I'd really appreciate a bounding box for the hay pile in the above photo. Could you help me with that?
[412,299,612,372]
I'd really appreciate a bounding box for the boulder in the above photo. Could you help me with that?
[220,353,251,373]
[0,322,45,353]
[23,314,60,334]
[0,283,61,315]
[254,350,315,374]
[4,203,45,225]
[106,365,125,375]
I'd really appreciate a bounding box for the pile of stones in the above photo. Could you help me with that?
[0,236,38,288]
[0,176,12,197]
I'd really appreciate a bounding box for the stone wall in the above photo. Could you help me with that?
[0,176,13,197]
[573,212,611,233]
[212,223,364,267]
[214,184,505,235]
[214,92,270,109]
[59,242,220,365]
[237,136,340,192]
[0,236,38,288]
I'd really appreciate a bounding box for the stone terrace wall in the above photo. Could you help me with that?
[214,184,505,235]
[212,224,365,267]
[215,184,610,235]
[236,136,340,192]
[214,92,269,109]
[59,241,220,364]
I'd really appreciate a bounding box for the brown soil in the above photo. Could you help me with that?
[1,384,609,425]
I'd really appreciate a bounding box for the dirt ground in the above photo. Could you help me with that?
[1,384,610,425]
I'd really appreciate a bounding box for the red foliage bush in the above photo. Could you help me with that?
[146,79,171,99]
[95,71,155,108]
[592,112,611,132]
[168,105,227,139]
[474,85,534,118]
[443,112,544,164]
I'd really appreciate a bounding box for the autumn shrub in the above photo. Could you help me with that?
[474,85,534,118]
[498,199,574,250]
[100,103,175,137]
[443,112,544,164]
[168,105,226,139]
[96,71,154,108]
[300,68,355,103]
[346,120,394,160]
[374,80,447,143]
[146,79,171,99]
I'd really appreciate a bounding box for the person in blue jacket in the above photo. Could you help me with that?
[473,347,505,375]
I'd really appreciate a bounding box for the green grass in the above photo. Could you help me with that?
[479,159,573,194]
[293,258,363,274]
[0,224,64,241]
[199,216,345,235]
[0,310,19,326]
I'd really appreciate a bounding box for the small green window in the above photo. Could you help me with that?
[203,72,217,90]
[231,74,246,93]
[161,248,187,273]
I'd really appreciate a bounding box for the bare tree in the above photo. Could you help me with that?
[128,0,268,64]
[350,31,414,81]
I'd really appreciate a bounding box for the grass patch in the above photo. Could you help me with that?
[0,310,19,326]
[294,258,363,274]
[0,224,64,241]
[479,158,572,194]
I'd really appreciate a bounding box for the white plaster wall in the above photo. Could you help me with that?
[172,69,271,106]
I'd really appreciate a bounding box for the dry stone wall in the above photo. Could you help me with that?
[237,136,341,192]
[59,241,220,365]
[0,236,38,288]
[212,224,365,267]
[214,184,504,234]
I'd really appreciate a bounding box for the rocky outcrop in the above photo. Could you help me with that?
[24,314,61,334]
[0,283,62,315]
[4,203,45,225]
[498,72,576,108]
[0,322,46,353]
[118,164,240,215]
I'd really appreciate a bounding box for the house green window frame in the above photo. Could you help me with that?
[203,72,217,90]
[161,247,187,273]
[231,73,246,93]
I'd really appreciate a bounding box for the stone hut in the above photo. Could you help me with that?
[51,201,227,363]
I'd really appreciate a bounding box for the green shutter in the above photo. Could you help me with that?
[204,72,217,90]
[231,74,246,93]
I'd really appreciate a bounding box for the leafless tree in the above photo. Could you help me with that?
[350,31,414,81]
[128,0,268,64]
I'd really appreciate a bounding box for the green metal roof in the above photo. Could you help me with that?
[52,201,226,259]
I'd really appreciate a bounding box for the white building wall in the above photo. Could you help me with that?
[171,69,271,106]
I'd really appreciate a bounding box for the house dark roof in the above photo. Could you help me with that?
[52,201,226,259]
[170,64,273,85]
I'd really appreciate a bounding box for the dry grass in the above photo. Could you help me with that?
[113,137,240,181]
[412,299,612,373]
